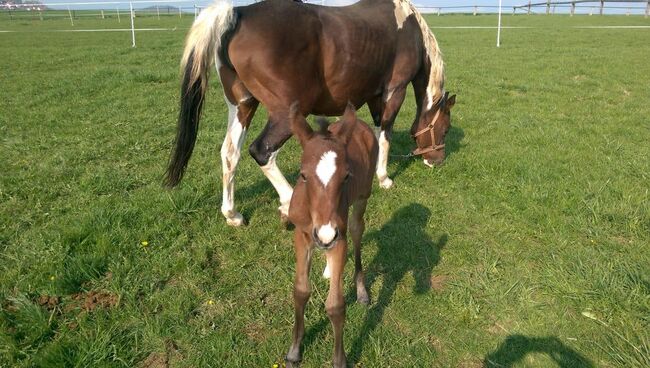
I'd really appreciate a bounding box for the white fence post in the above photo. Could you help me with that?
[646,1,649,18]
[67,6,74,26]
[179,6,182,18]
[130,2,136,48]
[157,6,160,21]
[497,0,502,47]
[101,10,105,19]
[117,7,121,23]
[600,0,604,15]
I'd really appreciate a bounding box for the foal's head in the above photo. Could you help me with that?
[289,104,357,250]
[412,92,456,167]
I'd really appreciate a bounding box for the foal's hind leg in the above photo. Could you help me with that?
[249,114,293,224]
[220,97,259,226]
[349,199,369,305]
[375,87,407,189]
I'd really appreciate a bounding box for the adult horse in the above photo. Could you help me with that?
[164,0,452,226]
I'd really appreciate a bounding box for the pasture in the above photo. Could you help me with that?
[1,11,649,367]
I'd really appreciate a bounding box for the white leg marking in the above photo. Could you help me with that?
[376,130,393,189]
[261,150,293,217]
[220,101,247,226]
[423,159,434,168]
[323,259,331,279]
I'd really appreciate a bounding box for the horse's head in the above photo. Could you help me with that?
[411,92,456,167]
[289,103,357,250]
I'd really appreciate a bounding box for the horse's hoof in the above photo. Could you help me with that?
[423,159,434,168]
[285,355,301,368]
[225,212,246,227]
[379,177,393,189]
[278,205,292,228]
[357,294,370,305]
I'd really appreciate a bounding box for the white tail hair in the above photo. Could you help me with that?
[180,0,235,95]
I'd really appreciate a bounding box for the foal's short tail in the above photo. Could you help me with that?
[164,0,236,187]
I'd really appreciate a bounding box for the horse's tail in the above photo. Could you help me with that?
[164,0,236,187]
[407,1,445,109]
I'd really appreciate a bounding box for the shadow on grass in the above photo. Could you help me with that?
[302,203,446,364]
[484,335,594,368]
[389,125,465,181]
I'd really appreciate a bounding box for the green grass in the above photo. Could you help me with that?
[1,13,649,368]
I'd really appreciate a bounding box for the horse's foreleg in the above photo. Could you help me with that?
[286,230,313,367]
[220,99,258,226]
[249,118,293,224]
[325,240,347,368]
[376,87,407,189]
[349,199,369,305]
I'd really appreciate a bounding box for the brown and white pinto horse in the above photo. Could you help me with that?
[164,0,451,226]
[286,103,377,368]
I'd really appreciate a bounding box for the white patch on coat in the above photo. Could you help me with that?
[316,151,338,187]
[323,261,331,279]
[220,101,247,225]
[317,222,337,244]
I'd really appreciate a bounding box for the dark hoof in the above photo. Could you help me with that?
[279,211,294,230]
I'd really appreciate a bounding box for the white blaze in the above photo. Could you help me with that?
[316,151,338,187]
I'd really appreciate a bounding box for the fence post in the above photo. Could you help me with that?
[194,5,198,19]
[39,11,43,21]
[156,6,160,21]
[130,2,136,48]
[546,0,550,15]
[646,1,649,18]
[101,10,105,19]
[570,2,575,16]
[473,6,477,16]
[179,6,182,18]
[67,6,74,26]
[497,0,502,47]
[437,8,441,16]
[600,0,604,15]
[528,1,531,14]
[117,7,121,23]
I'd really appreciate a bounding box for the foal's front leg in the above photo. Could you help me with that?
[325,239,348,368]
[349,199,369,305]
[376,87,407,189]
[286,231,312,367]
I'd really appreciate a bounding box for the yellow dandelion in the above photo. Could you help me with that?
[141,240,149,247]
[273,364,279,368]
[208,299,215,305]
[49,275,55,281]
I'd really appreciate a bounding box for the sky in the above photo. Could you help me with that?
[32,0,648,14]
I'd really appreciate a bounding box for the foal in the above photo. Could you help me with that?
[286,103,378,368]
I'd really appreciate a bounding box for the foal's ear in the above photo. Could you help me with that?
[447,94,456,109]
[289,102,313,145]
[336,102,357,145]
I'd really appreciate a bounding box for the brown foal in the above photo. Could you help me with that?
[286,103,378,368]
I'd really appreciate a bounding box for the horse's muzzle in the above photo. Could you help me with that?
[312,227,339,250]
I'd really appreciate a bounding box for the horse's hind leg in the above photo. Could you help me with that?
[249,114,293,225]
[220,96,259,226]
[349,199,369,305]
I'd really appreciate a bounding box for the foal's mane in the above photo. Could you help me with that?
[314,117,331,136]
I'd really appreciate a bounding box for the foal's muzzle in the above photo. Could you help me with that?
[312,226,340,250]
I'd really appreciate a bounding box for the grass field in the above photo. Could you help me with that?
[1,11,649,368]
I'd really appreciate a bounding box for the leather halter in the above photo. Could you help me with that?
[411,106,445,156]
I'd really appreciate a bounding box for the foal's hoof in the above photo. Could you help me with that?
[225,212,246,227]
[379,176,394,189]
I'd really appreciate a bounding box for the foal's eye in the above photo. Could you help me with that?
[344,173,351,182]
[300,173,307,182]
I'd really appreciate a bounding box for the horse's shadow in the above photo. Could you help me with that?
[484,335,594,367]
[302,203,447,364]
[389,125,465,181]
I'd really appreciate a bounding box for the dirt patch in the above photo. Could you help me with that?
[139,341,183,368]
[457,358,484,368]
[37,295,60,310]
[430,275,449,292]
[244,322,266,343]
[64,291,119,313]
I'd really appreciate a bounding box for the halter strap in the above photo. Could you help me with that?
[411,107,445,156]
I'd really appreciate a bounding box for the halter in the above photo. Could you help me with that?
[410,103,445,156]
